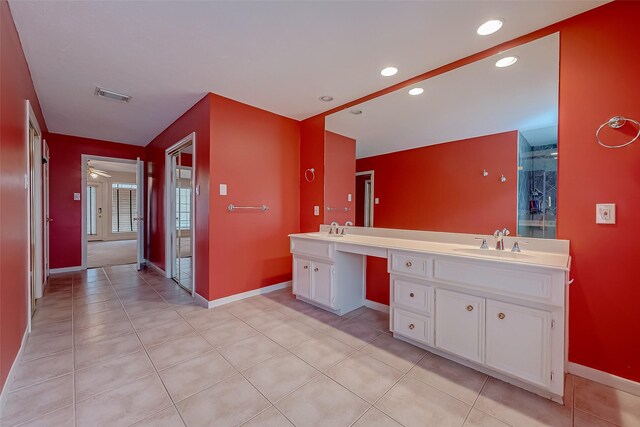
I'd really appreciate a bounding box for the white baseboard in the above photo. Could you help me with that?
[568,362,640,397]
[49,265,82,274]
[0,328,29,407]
[196,281,292,309]
[365,299,390,313]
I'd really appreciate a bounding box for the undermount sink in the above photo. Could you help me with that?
[454,248,533,259]
[305,232,344,238]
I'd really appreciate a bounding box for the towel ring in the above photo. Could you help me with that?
[596,116,640,149]
[304,168,315,182]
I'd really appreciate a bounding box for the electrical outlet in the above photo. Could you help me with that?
[596,203,615,224]
[375,198,380,205]
[347,194,352,202]
[313,206,320,216]
[73,193,81,201]
[219,184,227,196]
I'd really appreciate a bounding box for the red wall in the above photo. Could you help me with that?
[209,94,300,300]
[46,133,145,269]
[324,131,356,225]
[300,116,326,232]
[356,131,518,305]
[556,2,640,382]
[0,0,48,389]
[145,94,211,299]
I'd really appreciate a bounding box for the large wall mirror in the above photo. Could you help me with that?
[326,33,559,239]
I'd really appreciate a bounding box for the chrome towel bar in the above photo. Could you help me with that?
[227,204,269,212]
[326,206,351,212]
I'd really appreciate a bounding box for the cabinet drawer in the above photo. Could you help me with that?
[393,278,433,314]
[393,308,432,345]
[389,251,432,279]
[291,238,334,260]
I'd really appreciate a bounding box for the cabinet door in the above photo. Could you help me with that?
[293,258,311,298]
[435,289,484,363]
[486,300,551,387]
[311,261,334,308]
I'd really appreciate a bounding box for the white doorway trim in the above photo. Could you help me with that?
[164,132,196,296]
[81,155,141,270]
[355,170,375,227]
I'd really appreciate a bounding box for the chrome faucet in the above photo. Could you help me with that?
[345,221,353,226]
[493,228,510,250]
[474,237,489,249]
[329,221,339,234]
[511,241,528,252]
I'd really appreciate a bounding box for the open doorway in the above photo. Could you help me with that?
[355,170,374,227]
[165,133,195,294]
[82,156,144,269]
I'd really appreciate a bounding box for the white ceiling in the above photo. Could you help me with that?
[88,159,136,174]
[326,34,559,158]
[9,1,605,146]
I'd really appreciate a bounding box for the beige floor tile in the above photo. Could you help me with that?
[159,350,237,402]
[290,334,356,371]
[352,407,403,427]
[360,333,426,373]
[73,298,122,316]
[462,408,510,427]
[10,350,73,391]
[16,404,74,427]
[130,308,182,331]
[262,321,319,349]
[75,350,155,401]
[326,353,403,404]
[176,374,270,427]
[294,308,348,332]
[244,352,320,402]
[574,376,640,426]
[138,318,197,347]
[183,309,235,333]
[31,307,72,324]
[73,290,118,306]
[242,309,291,332]
[218,334,286,370]
[73,319,134,346]
[21,333,72,362]
[242,406,293,427]
[375,377,470,427]
[407,352,487,404]
[147,334,213,370]
[352,308,390,332]
[276,375,370,427]
[28,320,72,339]
[0,374,73,426]
[76,373,172,426]
[574,409,618,426]
[73,306,128,329]
[474,378,571,427]
[132,406,186,427]
[75,332,142,370]
[199,317,258,348]
[123,299,171,317]
[326,319,384,349]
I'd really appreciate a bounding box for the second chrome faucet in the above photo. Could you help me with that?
[493,228,510,250]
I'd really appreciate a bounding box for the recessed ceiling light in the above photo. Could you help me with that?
[495,56,518,68]
[477,19,504,36]
[95,86,131,103]
[350,109,363,115]
[380,66,398,77]
[408,88,424,96]
[319,96,334,102]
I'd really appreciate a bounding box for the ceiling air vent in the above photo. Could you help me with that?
[94,86,131,103]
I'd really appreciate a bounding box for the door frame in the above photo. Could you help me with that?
[355,170,375,227]
[81,155,141,269]
[86,182,104,241]
[43,140,50,281]
[164,132,196,296]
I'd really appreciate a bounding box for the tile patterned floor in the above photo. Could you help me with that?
[2,264,639,426]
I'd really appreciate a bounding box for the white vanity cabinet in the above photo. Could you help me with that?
[293,258,334,305]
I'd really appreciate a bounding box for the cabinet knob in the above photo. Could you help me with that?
[408,323,415,330]
[303,265,308,269]
[498,312,506,320]
[409,292,415,298]
[466,305,474,312]
[314,267,319,272]
[405,261,412,267]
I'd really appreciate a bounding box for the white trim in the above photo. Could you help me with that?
[364,299,390,313]
[50,266,83,274]
[568,362,640,397]
[81,155,138,270]
[195,281,292,309]
[0,328,29,403]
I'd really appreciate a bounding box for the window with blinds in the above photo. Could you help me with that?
[87,185,97,235]
[176,187,191,229]
[112,183,137,233]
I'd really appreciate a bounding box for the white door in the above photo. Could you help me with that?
[311,261,334,308]
[135,157,144,270]
[86,183,104,241]
[486,300,552,387]
[435,289,485,363]
[293,258,311,298]
[43,141,50,280]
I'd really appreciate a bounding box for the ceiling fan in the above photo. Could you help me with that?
[87,166,111,179]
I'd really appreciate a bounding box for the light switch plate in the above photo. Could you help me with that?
[73,193,81,201]
[313,206,320,216]
[219,184,227,196]
[375,198,380,205]
[347,194,352,202]
[596,203,615,224]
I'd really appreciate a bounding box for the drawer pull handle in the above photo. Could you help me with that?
[466,305,474,312]
[498,312,506,320]
[409,292,415,298]
[405,261,412,267]
[303,265,308,269]
[408,323,415,330]
[314,267,319,272]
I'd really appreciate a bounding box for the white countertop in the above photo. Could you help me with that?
[289,230,571,271]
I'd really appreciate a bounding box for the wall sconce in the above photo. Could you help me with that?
[482,169,489,177]
[500,174,507,183]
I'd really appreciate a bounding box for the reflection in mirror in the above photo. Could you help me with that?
[326,33,559,238]
[170,145,193,291]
